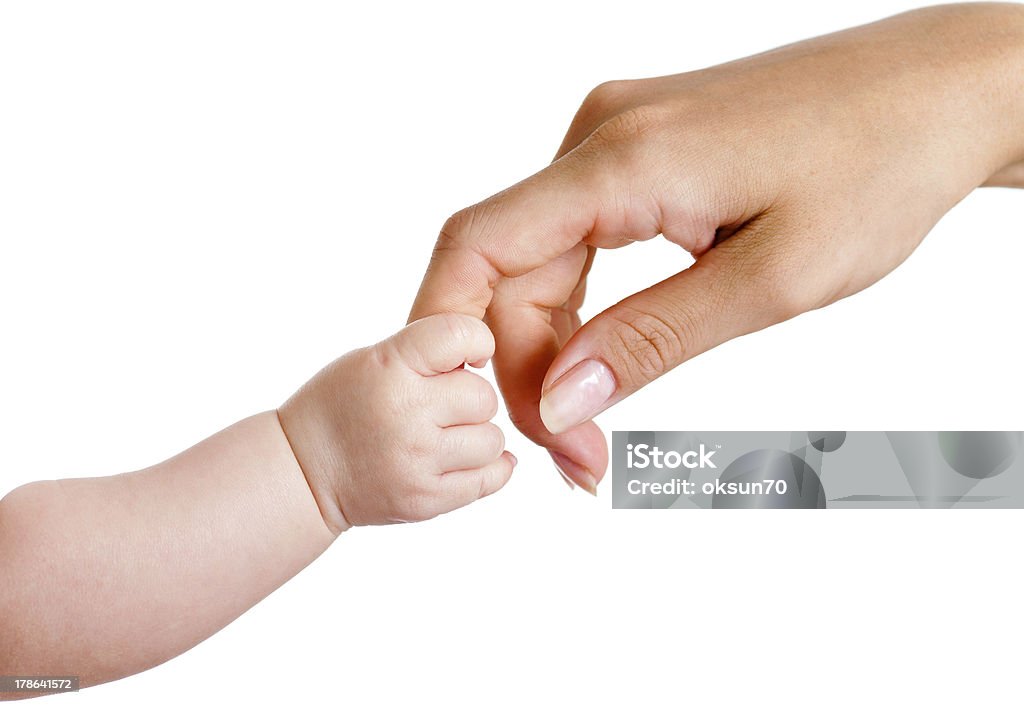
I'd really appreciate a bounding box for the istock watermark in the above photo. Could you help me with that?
[612,431,1024,509]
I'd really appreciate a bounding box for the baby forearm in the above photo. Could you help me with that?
[0,411,334,692]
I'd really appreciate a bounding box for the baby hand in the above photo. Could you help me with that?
[278,313,515,534]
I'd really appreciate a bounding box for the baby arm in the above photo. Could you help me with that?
[0,411,332,695]
[0,314,513,696]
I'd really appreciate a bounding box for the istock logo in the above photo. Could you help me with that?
[626,443,717,470]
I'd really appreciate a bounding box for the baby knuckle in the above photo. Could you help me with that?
[475,382,499,420]
[406,431,439,461]
[473,471,491,501]
[369,341,402,373]
[435,311,482,348]
[481,424,506,458]
[455,372,498,418]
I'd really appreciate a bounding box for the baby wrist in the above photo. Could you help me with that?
[275,407,353,537]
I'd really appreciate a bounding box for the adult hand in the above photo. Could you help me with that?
[410,3,1024,493]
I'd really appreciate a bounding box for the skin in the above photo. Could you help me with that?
[0,313,513,697]
[2,3,1022,695]
[410,2,1024,494]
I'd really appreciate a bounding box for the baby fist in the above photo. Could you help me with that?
[279,313,516,534]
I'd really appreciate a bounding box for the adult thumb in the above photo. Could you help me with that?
[538,226,808,435]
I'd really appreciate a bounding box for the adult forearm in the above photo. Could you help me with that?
[970,2,1024,187]
[984,160,1024,188]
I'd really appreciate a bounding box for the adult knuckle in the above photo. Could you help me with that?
[581,80,632,116]
[609,308,685,384]
[433,203,504,286]
[591,104,669,150]
[438,207,473,246]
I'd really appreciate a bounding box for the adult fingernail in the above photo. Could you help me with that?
[549,450,598,496]
[539,359,616,435]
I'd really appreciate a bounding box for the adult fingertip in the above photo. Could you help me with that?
[549,450,599,496]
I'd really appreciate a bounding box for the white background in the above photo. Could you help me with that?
[1,1,1021,703]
